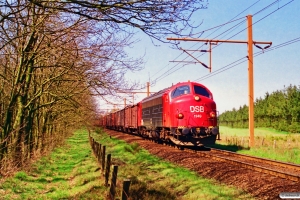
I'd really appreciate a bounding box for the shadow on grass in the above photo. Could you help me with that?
[129,175,176,200]
[206,143,250,152]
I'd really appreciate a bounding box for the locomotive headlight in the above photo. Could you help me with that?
[176,113,184,119]
[194,95,201,101]
[210,111,216,118]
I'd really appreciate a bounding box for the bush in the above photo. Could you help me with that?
[288,122,300,133]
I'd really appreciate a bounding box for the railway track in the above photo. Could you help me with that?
[106,129,300,182]
[105,129,300,199]
[184,147,300,182]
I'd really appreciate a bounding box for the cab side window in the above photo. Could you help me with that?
[171,85,190,99]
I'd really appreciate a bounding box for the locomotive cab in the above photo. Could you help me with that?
[164,82,219,146]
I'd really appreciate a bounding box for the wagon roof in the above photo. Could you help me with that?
[141,86,171,102]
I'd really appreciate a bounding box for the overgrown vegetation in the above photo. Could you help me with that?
[91,128,254,200]
[0,0,206,173]
[0,129,254,199]
[219,85,300,132]
[212,126,300,164]
[0,129,105,199]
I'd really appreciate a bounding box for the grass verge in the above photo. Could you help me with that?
[90,128,254,200]
[0,129,106,200]
[212,126,300,164]
[0,128,254,199]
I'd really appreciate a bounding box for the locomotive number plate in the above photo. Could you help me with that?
[194,114,202,118]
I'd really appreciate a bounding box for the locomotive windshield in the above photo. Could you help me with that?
[194,85,211,98]
[171,85,190,99]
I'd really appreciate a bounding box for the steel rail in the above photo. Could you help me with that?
[210,148,300,171]
[106,129,300,182]
[184,148,300,182]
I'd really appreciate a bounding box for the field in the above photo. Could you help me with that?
[214,126,300,164]
[0,129,106,199]
[0,128,254,200]
[1,126,298,199]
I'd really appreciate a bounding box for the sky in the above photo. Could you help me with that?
[100,0,300,114]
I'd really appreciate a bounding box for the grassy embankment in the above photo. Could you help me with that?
[0,128,254,200]
[0,129,106,199]
[213,126,300,164]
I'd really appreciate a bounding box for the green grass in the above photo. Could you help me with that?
[213,126,300,164]
[219,126,292,137]
[0,129,106,200]
[1,128,255,199]
[91,129,254,200]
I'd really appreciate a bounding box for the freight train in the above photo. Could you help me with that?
[99,81,219,146]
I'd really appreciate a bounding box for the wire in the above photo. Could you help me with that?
[194,36,300,82]
[253,0,282,16]
[159,0,295,84]
[253,0,294,25]
[148,0,260,89]
[189,16,246,37]
[124,0,293,94]
[147,0,264,86]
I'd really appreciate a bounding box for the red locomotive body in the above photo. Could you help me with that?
[101,81,219,146]
[139,81,218,146]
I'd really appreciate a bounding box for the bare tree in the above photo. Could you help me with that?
[28,0,207,42]
[0,0,207,172]
[0,0,146,171]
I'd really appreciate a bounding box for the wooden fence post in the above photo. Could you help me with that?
[92,139,95,153]
[105,154,111,186]
[93,139,97,156]
[89,133,91,145]
[261,138,265,146]
[121,179,131,200]
[109,165,118,200]
[98,143,102,164]
[95,142,99,158]
[241,137,244,147]
[102,146,106,171]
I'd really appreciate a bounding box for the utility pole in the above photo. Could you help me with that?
[147,82,150,97]
[119,82,155,107]
[167,15,272,147]
[247,15,255,148]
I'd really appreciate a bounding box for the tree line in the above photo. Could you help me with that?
[219,85,300,133]
[0,0,205,174]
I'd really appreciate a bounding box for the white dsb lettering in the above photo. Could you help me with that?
[190,106,204,112]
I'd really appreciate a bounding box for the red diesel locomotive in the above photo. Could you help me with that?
[100,81,219,146]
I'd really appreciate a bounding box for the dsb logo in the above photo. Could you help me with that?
[190,106,204,113]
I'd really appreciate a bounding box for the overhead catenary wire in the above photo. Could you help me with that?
[146,0,274,86]
[146,0,293,87]
[151,23,256,84]
[183,0,294,67]
[194,36,300,82]
[194,0,296,82]
[146,1,261,83]
[149,4,257,86]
